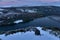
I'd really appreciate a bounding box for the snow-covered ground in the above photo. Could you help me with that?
[0,9,4,11]
[27,10,36,13]
[14,20,23,24]
[0,27,59,40]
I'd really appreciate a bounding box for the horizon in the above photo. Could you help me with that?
[0,0,60,7]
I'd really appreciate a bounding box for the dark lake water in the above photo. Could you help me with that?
[0,16,60,40]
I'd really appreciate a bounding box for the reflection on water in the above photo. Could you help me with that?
[0,27,41,36]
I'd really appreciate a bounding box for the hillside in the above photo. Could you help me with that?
[0,6,60,26]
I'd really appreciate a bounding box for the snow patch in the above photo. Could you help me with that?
[14,20,23,24]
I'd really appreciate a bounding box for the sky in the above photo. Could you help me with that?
[0,0,60,7]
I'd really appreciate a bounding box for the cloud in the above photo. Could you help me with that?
[18,0,60,2]
[39,0,60,2]
[0,0,60,2]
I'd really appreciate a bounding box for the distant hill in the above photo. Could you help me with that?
[0,6,60,15]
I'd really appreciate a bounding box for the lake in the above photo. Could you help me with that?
[0,16,60,40]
